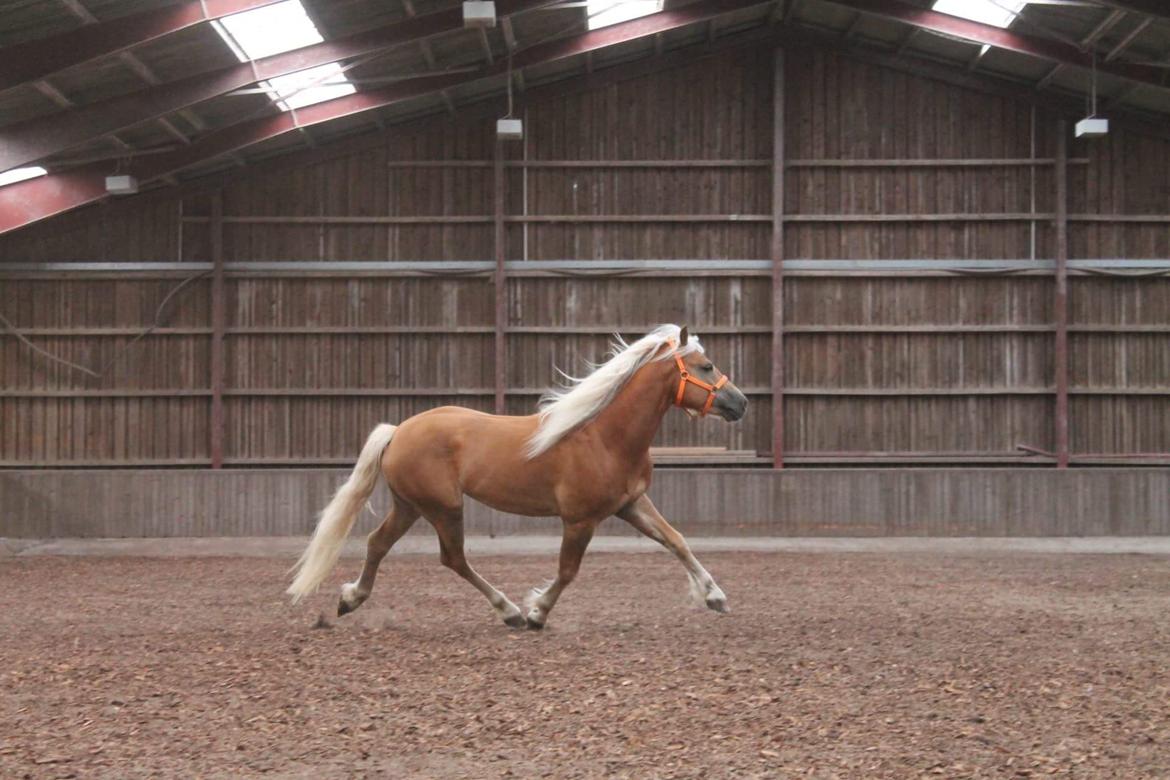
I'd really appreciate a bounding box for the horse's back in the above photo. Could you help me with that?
[381,405,557,515]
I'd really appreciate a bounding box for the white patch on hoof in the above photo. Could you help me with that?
[524,579,554,611]
[685,572,707,608]
[704,583,729,613]
[497,599,525,627]
[339,581,364,610]
[523,579,553,627]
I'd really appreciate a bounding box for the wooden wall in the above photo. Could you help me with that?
[4,468,1170,538]
[1,45,1167,467]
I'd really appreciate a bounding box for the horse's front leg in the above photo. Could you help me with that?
[616,493,729,613]
[523,517,598,629]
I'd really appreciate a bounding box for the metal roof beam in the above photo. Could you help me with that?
[0,0,762,235]
[1091,1,1170,22]
[0,0,285,95]
[825,0,1168,89]
[0,0,559,171]
[1105,17,1152,61]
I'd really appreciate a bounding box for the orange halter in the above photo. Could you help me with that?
[667,340,729,417]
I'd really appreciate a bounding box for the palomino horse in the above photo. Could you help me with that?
[287,324,748,629]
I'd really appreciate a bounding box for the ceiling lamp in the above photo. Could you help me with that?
[1076,55,1108,139]
[464,2,497,28]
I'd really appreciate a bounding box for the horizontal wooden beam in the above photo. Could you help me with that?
[176,212,1170,225]
[787,158,1091,168]
[4,260,1168,279]
[4,387,1165,399]
[7,323,1170,337]
[7,453,1170,468]
[382,157,1092,169]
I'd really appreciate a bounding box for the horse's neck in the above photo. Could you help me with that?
[590,363,672,460]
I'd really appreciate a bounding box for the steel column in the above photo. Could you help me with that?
[1054,120,1070,469]
[209,192,226,469]
[771,47,786,469]
[494,141,508,415]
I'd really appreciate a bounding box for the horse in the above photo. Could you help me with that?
[286,324,748,629]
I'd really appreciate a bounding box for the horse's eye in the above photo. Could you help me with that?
[701,363,714,372]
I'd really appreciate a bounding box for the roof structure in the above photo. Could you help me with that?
[1,0,1168,231]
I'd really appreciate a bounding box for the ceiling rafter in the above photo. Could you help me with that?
[825,0,1169,92]
[0,0,285,95]
[1034,6,1128,90]
[1091,1,1170,22]
[0,0,763,235]
[55,0,198,147]
[0,0,560,171]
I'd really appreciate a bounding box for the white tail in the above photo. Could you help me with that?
[286,423,397,603]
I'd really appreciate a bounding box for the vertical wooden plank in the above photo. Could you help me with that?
[771,47,786,469]
[494,139,507,415]
[210,191,226,469]
[1054,120,1070,469]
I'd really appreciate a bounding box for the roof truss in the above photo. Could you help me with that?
[0,0,560,171]
[0,0,763,235]
[0,0,284,95]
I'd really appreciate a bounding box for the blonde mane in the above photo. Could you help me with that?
[525,324,704,458]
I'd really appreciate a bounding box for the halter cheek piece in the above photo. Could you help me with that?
[667,339,729,417]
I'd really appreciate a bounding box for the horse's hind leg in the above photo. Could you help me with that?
[337,496,419,616]
[428,507,526,629]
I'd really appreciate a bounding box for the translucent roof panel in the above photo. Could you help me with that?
[211,1,355,113]
[932,0,1027,28]
[587,1,663,31]
[0,166,47,187]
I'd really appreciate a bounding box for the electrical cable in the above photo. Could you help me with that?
[0,270,211,380]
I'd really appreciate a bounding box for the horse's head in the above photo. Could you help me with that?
[669,326,748,422]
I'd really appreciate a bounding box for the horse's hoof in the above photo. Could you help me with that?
[503,613,528,629]
[525,616,546,630]
[337,599,355,617]
[706,597,730,614]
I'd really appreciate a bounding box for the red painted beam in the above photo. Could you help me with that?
[0,0,762,235]
[0,0,560,171]
[0,0,283,95]
[827,0,1167,87]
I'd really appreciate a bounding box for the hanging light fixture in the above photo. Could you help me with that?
[463,1,496,28]
[1075,53,1109,138]
[497,54,523,140]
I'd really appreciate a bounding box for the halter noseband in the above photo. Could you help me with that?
[667,339,729,417]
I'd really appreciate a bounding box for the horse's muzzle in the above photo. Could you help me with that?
[713,386,748,422]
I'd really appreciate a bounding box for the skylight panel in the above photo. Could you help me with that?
[587,0,663,31]
[932,0,1026,29]
[213,0,322,61]
[264,63,356,111]
[211,0,355,112]
[0,166,47,187]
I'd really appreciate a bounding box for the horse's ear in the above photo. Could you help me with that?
[679,325,689,345]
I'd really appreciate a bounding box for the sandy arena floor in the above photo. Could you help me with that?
[2,550,1169,778]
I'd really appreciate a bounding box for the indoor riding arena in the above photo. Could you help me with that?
[2,1,1169,777]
